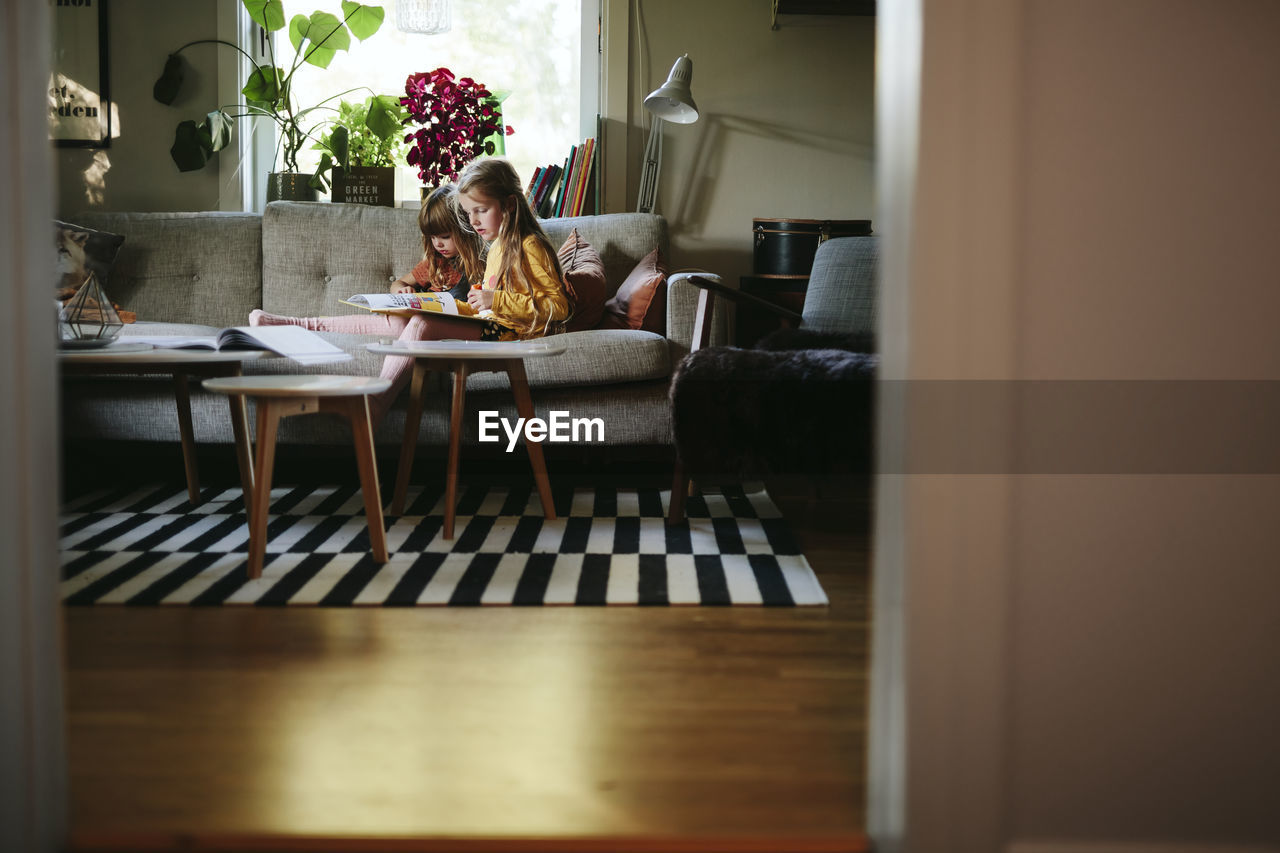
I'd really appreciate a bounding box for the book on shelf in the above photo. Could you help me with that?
[570,137,596,217]
[536,165,563,217]
[121,326,352,365]
[340,291,487,320]
[540,135,600,218]
[554,145,578,217]
[593,114,603,216]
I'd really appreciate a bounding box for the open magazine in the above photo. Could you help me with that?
[121,326,352,365]
[340,291,486,319]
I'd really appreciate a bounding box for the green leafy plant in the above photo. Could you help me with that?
[314,95,407,171]
[153,0,388,183]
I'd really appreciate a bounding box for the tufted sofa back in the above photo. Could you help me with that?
[74,211,263,330]
[261,202,669,320]
[74,204,670,333]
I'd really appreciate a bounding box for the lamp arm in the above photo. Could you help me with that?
[636,118,664,213]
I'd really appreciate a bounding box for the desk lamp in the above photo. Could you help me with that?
[636,54,699,213]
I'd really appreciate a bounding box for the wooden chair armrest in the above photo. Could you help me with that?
[670,273,803,353]
[679,274,805,325]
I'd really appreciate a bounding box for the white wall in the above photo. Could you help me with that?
[612,0,875,279]
[55,0,222,216]
[873,0,1280,850]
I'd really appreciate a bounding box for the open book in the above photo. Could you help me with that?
[122,326,352,365]
[340,291,486,319]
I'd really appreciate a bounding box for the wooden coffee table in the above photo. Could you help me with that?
[366,339,568,538]
[202,374,391,579]
[59,342,272,507]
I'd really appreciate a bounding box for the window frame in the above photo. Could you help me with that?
[221,0,602,213]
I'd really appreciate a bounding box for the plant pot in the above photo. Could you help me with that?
[332,166,395,207]
[267,172,318,203]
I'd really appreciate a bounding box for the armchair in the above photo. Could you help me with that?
[667,236,879,523]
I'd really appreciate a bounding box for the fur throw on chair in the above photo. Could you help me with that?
[670,337,877,479]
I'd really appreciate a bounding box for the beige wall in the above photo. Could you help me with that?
[617,1,876,279]
[1009,0,1280,843]
[874,0,1280,848]
[55,0,222,216]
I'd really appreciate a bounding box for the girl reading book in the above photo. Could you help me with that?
[249,161,571,424]
[455,157,572,340]
[249,184,482,332]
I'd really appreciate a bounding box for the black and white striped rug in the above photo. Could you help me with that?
[59,483,828,606]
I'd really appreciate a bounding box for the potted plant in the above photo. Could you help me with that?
[400,67,514,190]
[152,0,388,201]
[314,95,407,206]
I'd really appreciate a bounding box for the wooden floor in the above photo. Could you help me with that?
[61,471,872,853]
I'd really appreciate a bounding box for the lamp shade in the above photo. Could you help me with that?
[643,55,699,124]
[397,0,451,34]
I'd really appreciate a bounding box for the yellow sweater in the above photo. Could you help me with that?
[482,235,570,339]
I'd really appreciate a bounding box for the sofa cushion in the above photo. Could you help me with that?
[599,247,667,333]
[464,329,670,392]
[120,323,669,392]
[558,229,606,332]
[538,213,669,301]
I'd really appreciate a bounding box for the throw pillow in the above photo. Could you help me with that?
[557,228,607,333]
[598,247,667,334]
[54,219,125,302]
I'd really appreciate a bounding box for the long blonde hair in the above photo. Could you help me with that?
[417,184,484,288]
[457,158,568,333]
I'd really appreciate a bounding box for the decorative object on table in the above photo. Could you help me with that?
[396,0,450,34]
[315,95,407,205]
[59,272,124,347]
[59,483,828,606]
[400,67,513,188]
[151,0,387,199]
[636,54,699,214]
[738,218,873,346]
[49,0,111,147]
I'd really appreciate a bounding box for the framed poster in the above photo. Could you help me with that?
[50,0,111,148]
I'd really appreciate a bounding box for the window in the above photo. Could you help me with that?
[234,0,595,210]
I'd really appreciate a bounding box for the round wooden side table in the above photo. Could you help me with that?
[366,339,567,538]
[203,374,391,579]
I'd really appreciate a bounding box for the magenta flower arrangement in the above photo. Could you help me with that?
[400,67,514,187]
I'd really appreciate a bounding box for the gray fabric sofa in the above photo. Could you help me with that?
[61,202,719,452]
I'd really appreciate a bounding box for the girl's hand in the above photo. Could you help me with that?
[467,287,495,312]
[389,274,418,294]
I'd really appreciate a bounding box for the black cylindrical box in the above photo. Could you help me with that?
[752,218,872,275]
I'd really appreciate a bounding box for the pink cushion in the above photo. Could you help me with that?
[598,247,666,333]
[557,229,607,333]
